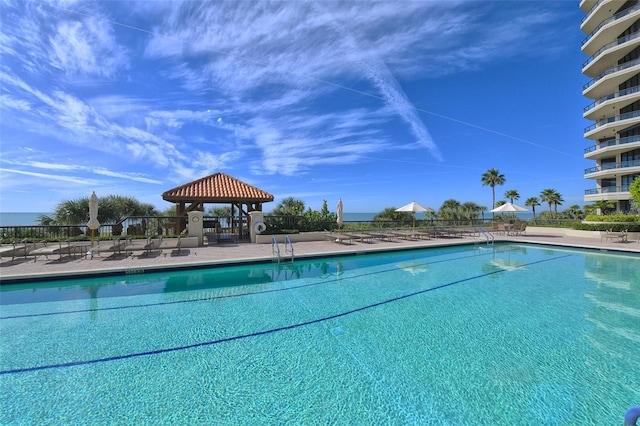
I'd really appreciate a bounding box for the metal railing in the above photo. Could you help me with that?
[584,110,640,134]
[585,185,631,195]
[582,3,640,46]
[582,30,640,69]
[583,85,640,113]
[584,134,640,153]
[585,159,640,175]
[583,58,640,91]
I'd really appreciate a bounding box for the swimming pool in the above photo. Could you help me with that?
[1,243,638,425]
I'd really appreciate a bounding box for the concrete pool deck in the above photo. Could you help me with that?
[1,229,639,283]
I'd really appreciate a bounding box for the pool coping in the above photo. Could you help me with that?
[1,233,639,284]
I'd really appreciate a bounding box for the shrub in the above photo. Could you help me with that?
[584,214,640,223]
[574,223,640,232]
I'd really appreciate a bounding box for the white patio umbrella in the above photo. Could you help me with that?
[336,198,343,230]
[490,202,528,213]
[396,201,433,231]
[87,191,100,247]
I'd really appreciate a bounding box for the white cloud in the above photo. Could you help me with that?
[48,16,129,78]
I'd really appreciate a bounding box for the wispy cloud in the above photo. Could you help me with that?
[1,161,163,184]
[0,168,97,185]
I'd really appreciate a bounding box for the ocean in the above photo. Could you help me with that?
[0,213,51,226]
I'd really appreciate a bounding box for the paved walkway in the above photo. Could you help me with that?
[1,231,638,282]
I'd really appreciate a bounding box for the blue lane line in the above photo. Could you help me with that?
[0,254,573,376]
[1,248,496,320]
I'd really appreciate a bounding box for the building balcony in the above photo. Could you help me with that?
[584,186,631,201]
[584,160,640,177]
[583,110,640,140]
[581,4,640,56]
[584,135,640,159]
[583,85,640,120]
[580,0,599,13]
[583,59,640,99]
[582,31,640,77]
[581,0,616,34]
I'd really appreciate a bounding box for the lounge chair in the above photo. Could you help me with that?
[30,240,77,262]
[345,232,375,243]
[391,229,419,240]
[124,237,158,256]
[96,238,129,257]
[0,239,31,262]
[324,231,353,244]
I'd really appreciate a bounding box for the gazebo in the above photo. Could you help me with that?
[161,172,274,238]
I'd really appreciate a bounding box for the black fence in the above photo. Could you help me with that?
[0,215,584,243]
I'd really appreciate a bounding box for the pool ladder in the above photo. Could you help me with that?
[272,235,294,263]
[475,227,494,245]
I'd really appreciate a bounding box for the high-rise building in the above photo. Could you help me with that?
[581,0,640,212]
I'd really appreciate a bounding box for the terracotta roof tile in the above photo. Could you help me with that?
[162,173,274,203]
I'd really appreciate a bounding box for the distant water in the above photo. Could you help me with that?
[342,213,375,222]
[0,212,50,226]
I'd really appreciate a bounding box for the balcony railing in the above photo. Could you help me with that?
[582,31,640,69]
[583,85,640,113]
[582,3,640,46]
[584,109,640,134]
[581,0,607,24]
[585,185,630,195]
[584,134,640,153]
[584,159,640,174]
[583,58,640,91]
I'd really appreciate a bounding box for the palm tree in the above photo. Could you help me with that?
[372,207,412,222]
[540,189,563,214]
[525,197,541,218]
[271,197,306,215]
[481,168,506,218]
[551,191,564,214]
[504,189,520,204]
[438,199,463,223]
[38,195,157,225]
[461,201,483,223]
[566,204,583,219]
[539,189,556,214]
[592,199,616,215]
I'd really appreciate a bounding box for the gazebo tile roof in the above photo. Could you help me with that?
[162,172,274,202]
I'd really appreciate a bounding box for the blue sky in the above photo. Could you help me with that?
[0,0,589,214]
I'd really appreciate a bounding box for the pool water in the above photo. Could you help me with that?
[1,244,638,425]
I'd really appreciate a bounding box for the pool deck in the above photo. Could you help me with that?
[1,231,639,282]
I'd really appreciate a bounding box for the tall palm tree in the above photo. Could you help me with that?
[550,191,564,214]
[525,197,541,218]
[539,188,556,214]
[481,168,506,218]
[504,189,520,204]
[540,189,564,214]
